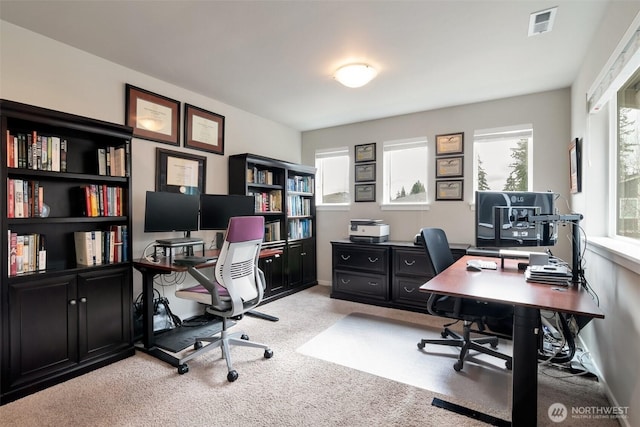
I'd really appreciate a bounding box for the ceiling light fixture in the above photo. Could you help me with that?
[334,63,378,88]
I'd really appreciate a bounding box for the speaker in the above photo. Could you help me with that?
[215,232,225,249]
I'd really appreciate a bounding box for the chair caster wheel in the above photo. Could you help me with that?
[417,342,425,350]
[227,370,239,382]
[453,361,463,372]
[194,341,203,350]
[264,349,274,359]
[490,342,498,349]
[178,364,189,375]
[241,334,249,340]
[440,331,448,338]
[506,360,512,370]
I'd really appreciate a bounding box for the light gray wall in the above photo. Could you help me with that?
[0,21,302,317]
[302,89,572,286]
[570,2,640,424]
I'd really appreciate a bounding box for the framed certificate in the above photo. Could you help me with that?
[435,156,463,178]
[355,143,376,163]
[355,183,376,202]
[355,163,376,182]
[156,148,206,195]
[184,103,225,155]
[435,132,464,156]
[435,180,463,201]
[125,84,180,146]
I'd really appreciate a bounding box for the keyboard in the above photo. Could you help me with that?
[173,256,217,266]
[476,259,498,270]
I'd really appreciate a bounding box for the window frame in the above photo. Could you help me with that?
[314,146,350,209]
[381,137,429,210]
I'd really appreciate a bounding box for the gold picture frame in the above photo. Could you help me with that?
[435,132,464,156]
[125,84,180,146]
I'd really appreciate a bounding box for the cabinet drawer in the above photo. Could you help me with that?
[333,245,388,274]
[393,248,433,277]
[333,270,388,300]
[391,276,432,308]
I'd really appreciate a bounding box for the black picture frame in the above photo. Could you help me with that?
[435,132,464,156]
[355,143,376,163]
[125,84,180,146]
[155,148,206,195]
[184,103,225,155]
[435,156,464,178]
[354,163,376,182]
[435,179,464,201]
[355,183,376,202]
[569,138,582,193]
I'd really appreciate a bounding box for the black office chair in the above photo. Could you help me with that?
[417,227,513,372]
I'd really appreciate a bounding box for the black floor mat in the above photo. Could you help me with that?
[153,320,225,353]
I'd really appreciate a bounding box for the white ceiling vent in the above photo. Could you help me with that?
[528,7,558,36]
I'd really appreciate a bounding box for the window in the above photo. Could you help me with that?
[315,147,350,205]
[473,125,533,192]
[382,138,428,205]
[616,70,640,240]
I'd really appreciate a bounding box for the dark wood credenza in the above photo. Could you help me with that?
[330,239,468,312]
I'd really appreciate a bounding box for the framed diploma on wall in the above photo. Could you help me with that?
[155,148,206,195]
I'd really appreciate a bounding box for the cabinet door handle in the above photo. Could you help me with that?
[69,299,77,305]
[265,259,272,263]
[80,297,87,303]
[403,287,415,293]
[341,255,351,260]
[301,252,307,256]
[404,259,416,266]
[340,279,351,284]
[368,257,379,263]
[368,281,379,286]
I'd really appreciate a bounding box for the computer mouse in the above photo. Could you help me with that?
[466,261,482,272]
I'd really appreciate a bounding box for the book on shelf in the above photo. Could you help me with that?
[74,230,103,266]
[6,130,68,172]
[7,232,47,277]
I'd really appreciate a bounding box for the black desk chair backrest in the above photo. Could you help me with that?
[418,227,513,372]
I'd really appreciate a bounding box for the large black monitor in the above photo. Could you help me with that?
[144,191,200,233]
[199,194,255,230]
[475,191,556,248]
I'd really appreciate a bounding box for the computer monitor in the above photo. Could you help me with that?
[144,191,200,233]
[199,194,255,230]
[475,190,556,248]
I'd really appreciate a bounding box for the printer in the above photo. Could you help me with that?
[349,219,390,243]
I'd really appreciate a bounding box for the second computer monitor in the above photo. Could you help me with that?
[199,194,255,230]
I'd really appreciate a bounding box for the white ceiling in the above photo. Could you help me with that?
[0,0,611,131]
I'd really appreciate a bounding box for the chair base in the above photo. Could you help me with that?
[176,318,273,381]
[418,322,512,372]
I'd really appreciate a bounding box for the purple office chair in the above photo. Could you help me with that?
[175,216,273,381]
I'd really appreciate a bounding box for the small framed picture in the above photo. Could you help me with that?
[435,132,464,156]
[435,180,464,201]
[184,103,225,155]
[125,84,180,146]
[355,143,376,163]
[569,138,582,194]
[355,163,376,182]
[156,148,206,195]
[435,156,464,178]
[355,183,376,202]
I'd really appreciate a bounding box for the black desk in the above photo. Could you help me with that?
[419,255,604,427]
[133,248,282,367]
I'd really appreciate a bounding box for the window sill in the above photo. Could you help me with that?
[380,203,431,211]
[586,236,640,275]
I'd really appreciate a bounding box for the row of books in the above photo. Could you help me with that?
[6,130,68,172]
[288,218,312,240]
[79,184,126,217]
[73,226,128,266]
[247,167,275,185]
[287,175,314,193]
[250,190,282,213]
[97,145,128,177]
[287,195,312,217]
[264,221,282,242]
[7,231,46,276]
[7,178,44,218]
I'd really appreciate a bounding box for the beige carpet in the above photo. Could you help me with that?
[0,285,619,427]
